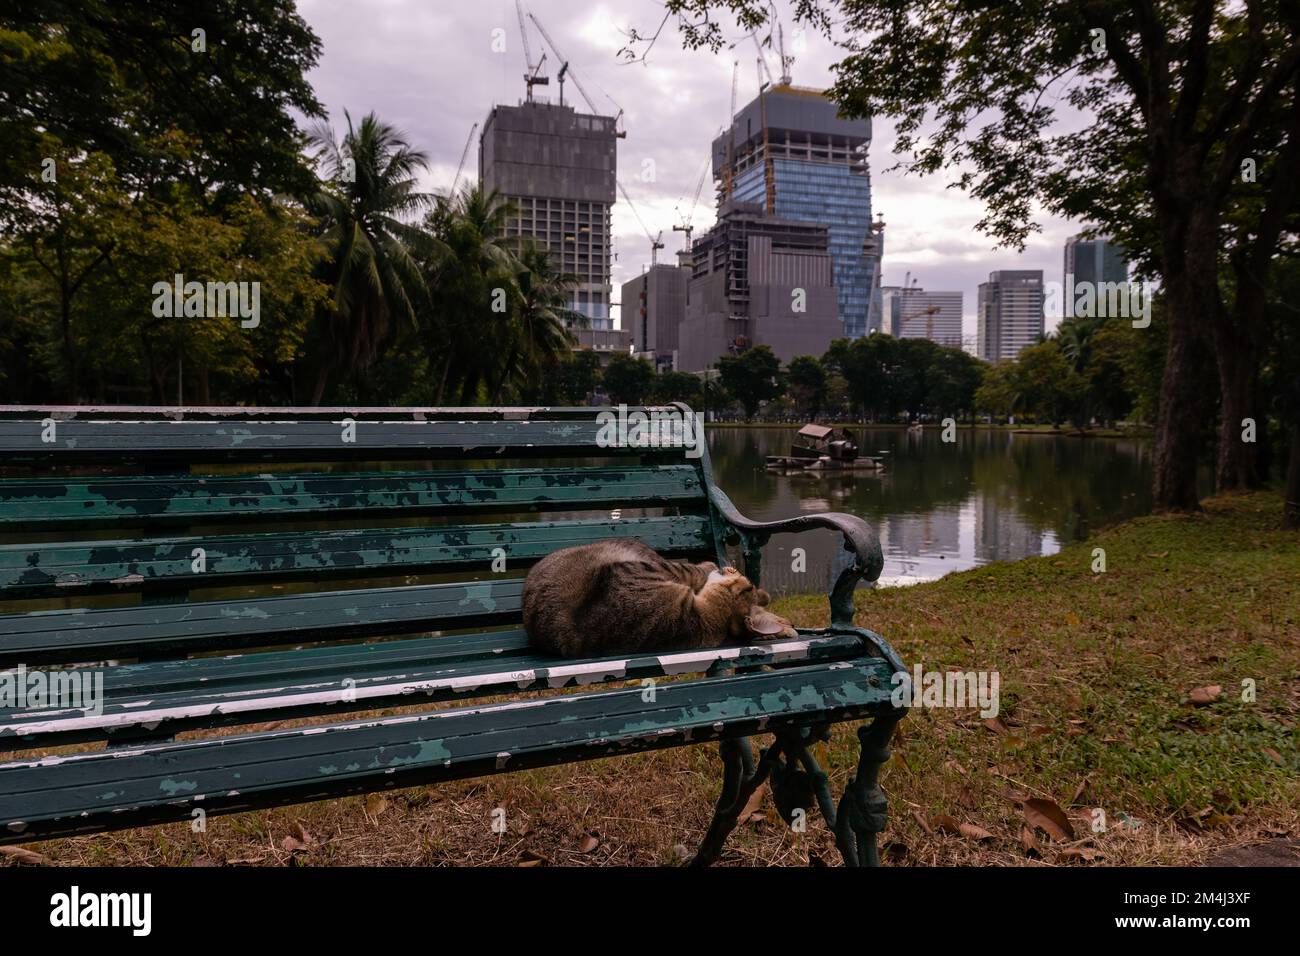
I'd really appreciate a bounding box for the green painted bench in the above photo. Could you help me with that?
[0,405,906,866]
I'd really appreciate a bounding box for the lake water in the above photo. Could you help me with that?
[706,426,1160,594]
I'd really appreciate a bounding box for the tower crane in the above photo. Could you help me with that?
[515,1,549,101]
[618,180,664,266]
[777,23,793,85]
[527,11,627,137]
[673,154,710,250]
[449,121,478,197]
[750,30,774,87]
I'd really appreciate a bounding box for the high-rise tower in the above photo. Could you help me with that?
[479,100,617,329]
[977,270,1045,362]
[712,85,884,338]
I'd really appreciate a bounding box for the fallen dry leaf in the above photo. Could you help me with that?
[911,809,935,836]
[931,813,963,835]
[1023,797,1076,841]
[279,836,309,855]
[576,833,600,854]
[1189,685,1222,706]
[364,793,388,820]
[0,845,48,865]
[1262,747,1283,765]
[959,823,996,842]
[983,716,1009,735]
[1020,826,1041,856]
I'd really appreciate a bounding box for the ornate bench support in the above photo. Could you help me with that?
[834,712,902,867]
[690,736,770,867]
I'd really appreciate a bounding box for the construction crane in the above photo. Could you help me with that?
[750,30,774,87]
[720,60,740,203]
[618,179,664,266]
[449,121,478,197]
[673,154,711,251]
[515,1,549,101]
[777,23,793,86]
[527,11,627,137]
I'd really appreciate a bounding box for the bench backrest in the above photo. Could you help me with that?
[0,405,721,668]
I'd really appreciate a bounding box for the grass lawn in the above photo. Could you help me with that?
[6,493,1297,868]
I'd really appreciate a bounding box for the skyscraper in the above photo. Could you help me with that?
[479,100,617,329]
[882,286,963,347]
[977,270,1044,362]
[712,85,884,339]
[1064,235,1130,318]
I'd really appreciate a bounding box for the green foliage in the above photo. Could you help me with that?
[786,354,826,417]
[652,370,704,405]
[602,352,656,405]
[717,344,782,420]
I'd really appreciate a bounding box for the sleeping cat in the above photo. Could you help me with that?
[522,539,797,658]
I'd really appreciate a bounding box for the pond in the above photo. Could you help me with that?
[706,426,1164,594]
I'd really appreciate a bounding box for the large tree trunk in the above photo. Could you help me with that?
[1152,212,1217,512]
[1284,421,1300,530]
[1215,275,1265,492]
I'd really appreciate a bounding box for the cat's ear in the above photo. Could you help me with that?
[745,606,797,638]
[755,588,771,607]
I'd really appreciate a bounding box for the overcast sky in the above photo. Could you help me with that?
[298,0,1081,336]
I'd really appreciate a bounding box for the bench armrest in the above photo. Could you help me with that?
[707,484,883,628]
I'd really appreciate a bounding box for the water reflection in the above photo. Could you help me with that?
[707,426,1173,594]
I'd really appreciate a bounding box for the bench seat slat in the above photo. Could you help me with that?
[0,465,704,529]
[0,418,697,463]
[0,631,869,750]
[0,515,712,598]
[0,657,895,844]
[0,581,524,665]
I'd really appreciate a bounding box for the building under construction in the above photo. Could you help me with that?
[713,85,884,338]
[677,200,843,372]
[479,100,619,330]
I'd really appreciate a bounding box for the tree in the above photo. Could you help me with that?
[492,242,581,402]
[1017,341,1086,426]
[423,185,519,404]
[975,361,1019,422]
[636,1,1300,511]
[0,1,323,210]
[717,345,782,420]
[653,370,704,406]
[307,112,432,404]
[602,353,655,405]
[786,355,827,418]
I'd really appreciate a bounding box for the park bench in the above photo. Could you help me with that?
[0,405,906,866]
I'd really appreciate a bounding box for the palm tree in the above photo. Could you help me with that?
[424,185,520,403]
[307,111,432,404]
[491,242,584,402]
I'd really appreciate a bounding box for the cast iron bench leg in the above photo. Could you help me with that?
[835,712,903,867]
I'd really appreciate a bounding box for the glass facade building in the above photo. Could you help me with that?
[713,86,883,338]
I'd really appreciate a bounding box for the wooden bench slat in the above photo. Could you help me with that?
[0,657,895,843]
[0,580,524,665]
[0,417,699,463]
[0,631,869,750]
[0,515,713,599]
[0,465,704,529]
